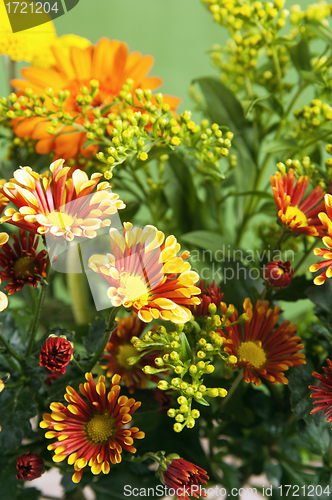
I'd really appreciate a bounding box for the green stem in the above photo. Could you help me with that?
[85,306,120,372]
[71,357,85,373]
[293,240,317,275]
[26,283,47,357]
[6,57,16,93]
[66,243,93,325]
[220,370,243,410]
[0,333,24,363]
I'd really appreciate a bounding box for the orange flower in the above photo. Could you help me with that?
[270,169,325,236]
[11,38,180,163]
[40,373,144,483]
[218,298,306,386]
[88,223,201,324]
[310,194,332,284]
[0,159,124,241]
[102,312,160,393]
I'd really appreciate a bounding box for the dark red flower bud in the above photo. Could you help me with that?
[162,457,209,500]
[264,260,294,288]
[190,280,223,317]
[16,452,44,481]
[39,335,73,374]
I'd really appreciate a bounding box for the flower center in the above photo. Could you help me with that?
[116,344,139,370]
[13,255,37,278]
[285,206,308,227]
[47,211,75,231]
[85,412,114,443]
[122,274,150,303]
[237,341,266,369]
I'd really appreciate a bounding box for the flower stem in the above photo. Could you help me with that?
[66,243,93,325]
[0,334,24,363]
[26,282,47,357]
[220,370,243,410]
[6,56,16,93]
[293,240,317,275]
[85,306,120,372]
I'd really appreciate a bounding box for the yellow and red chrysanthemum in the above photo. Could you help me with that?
[102,312,160,393]
[0,159,125,241]
[11,38,180,162]
[40,372,144,483]
[0,229,47,295]
[270,168,325,236]
[161,457,209,500]
[88,223,201,324]
[0,180,9,216]
[309,194,332,285]
[218,298,306,386]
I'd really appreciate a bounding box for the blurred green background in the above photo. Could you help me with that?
[1,0,225,112]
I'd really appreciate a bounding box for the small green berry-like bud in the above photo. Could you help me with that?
[177,396,187,405]
[167,408,176,418]
[191,409,200,419]
[157,380,169,390]
[174,423,183,433]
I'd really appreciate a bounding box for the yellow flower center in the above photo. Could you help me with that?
[47,211,75,231]
[13,256,37,278]
[123,274,149,303]
[85,413,114,444]
[285,206,308,227]
[237,341,266,369]
[116,344,139,370]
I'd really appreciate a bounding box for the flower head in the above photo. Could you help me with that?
[39,335,73,374]
[11,37,180,162]
[40,373,144,483]
[102,312,160,393]
[264,260,294,289]
[309,359,332,424]
[16,452,44,481]
[0,229,47,295]
[310,194,332,285]
[88,223,201,324]
[0,159,124,241]
[270,168,325,236]
[219,298,306,386]
[161,457,209,500]
[190,280,223,317]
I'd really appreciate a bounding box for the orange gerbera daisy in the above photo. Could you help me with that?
[270,169,325,236]
[0,159,125,241]
[218,298,306,386]
[102,312,160,393]
[88,223,201,324]
[11,38,180,162]
[310,194,332,284]
[40,372,144,483]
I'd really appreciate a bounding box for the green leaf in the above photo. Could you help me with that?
[274,275,313,302]
[287,362,316,423]
[181,231,225,254]
[289,40,311,72]
[83,138,101,150]
[297,418,330,456]
[261,138,298,154]
[0,387,37,452]
[299,70,323,84]
[83,317,107,354]
[179,332,192,363]
[265,461,282,487]
[306,23,332,45]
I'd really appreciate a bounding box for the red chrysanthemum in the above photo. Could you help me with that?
[40,372,144,483]
[218,298,306,386]
[162,458,209,500]
[309,358,332,424]
[264,260,294,288]
[270,168,325,236]
[16,452,44,481]
[39,335,73,374]
[189,280,223,317]
[0,229,47,295]
[102,312,160,393]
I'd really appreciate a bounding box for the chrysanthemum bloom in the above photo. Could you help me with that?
[218,298,306,386]
[102,312,160,393]
[40,373,144,483]
[309,359,332,423]
[270,169,325,236]
[264,260,294,288]
[16,452,44,481]
[161,458,209,500]
[309,194,332,285]
[0,159,125,241]
[0,229,47,295]
[39,335,73,374]
[11,37,180,162]
[88,223,201,323]
[189,279,223,317]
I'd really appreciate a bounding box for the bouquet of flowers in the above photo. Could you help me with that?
[1,1,332,499]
